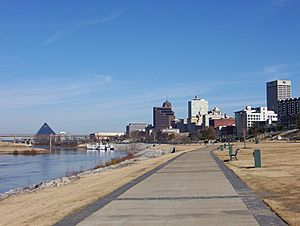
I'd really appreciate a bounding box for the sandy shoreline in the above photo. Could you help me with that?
[0,141,48,155]
[0,143,204,226]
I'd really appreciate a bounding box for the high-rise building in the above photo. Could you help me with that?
[278,97,300,128]
[153,100,175,130]
[235,106,277,136]
[187,96,208,124]
[266,80,292,113]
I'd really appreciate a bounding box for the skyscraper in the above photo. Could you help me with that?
[187,96,208,124]
[153,100,175,130]
[266,80,292,113]
[278,97,300,128]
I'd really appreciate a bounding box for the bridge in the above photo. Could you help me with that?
[0,134,35,140]
[0,134,88,141]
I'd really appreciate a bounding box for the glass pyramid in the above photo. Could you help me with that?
[36,122,56,135]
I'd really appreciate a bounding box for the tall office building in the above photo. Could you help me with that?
[278,97,300,128]
[187,96,208,124]
[266,80,292,113]
[153,100,175,130]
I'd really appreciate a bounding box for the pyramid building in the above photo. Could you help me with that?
[36,122,56,135]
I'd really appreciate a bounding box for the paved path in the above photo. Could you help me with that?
[74,149,284,226]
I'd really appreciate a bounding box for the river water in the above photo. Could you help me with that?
[0,149,128,194]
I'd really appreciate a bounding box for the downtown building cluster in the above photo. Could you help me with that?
[126,97,235,140]
[235,79,299,137]
[126,79,299,140]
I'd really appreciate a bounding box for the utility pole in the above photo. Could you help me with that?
[49,134,52,151]
[243,129,247,148]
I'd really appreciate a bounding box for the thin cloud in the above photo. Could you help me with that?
[78,8,126,26]
[0,75,112,110]
[44,30,70,45]
[44,7,126,45]
[94,75,113,83]
[211,97,265,109]
[240,61,300,81]
[269,0,295,7]
[1,7,126,30]
[0,76,285,132]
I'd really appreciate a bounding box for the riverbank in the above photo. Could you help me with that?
[0,143,205,226]
[0,141,48,155]
[214,141,300,225]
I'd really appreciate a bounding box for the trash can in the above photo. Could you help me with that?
[253,149,261,168]
[228,145,233,157]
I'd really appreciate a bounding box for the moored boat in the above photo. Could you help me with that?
[86,143,113,151]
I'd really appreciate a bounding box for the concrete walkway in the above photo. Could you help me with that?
[76,149,263,226]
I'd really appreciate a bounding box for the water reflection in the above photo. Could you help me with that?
[0,149,127,194]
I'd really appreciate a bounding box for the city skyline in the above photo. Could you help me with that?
[0,0,300,134]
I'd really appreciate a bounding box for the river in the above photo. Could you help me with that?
[0,149,128,194]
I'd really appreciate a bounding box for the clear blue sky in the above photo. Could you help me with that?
[0,0,299,134]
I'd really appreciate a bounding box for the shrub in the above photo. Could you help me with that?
[93,153,134,170]
[23,149,38,155]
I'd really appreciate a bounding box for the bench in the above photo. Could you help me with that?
[230,148,239,160]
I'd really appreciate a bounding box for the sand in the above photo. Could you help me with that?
[0,143,203,226]
[0,141,48,155]
[214,141,300,226]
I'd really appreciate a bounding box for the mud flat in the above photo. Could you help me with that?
[0,141,48,155]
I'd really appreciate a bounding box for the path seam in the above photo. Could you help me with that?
[53,151,188,226]
[210,150,288,226]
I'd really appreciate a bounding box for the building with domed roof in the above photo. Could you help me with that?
[153,100,175,130]
[162,100,172,108]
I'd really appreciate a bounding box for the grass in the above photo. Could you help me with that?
[63,154,135,177]
[93,153,134,170]
[214,141,300,225]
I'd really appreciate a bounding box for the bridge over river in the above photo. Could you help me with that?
[0,134,35,141]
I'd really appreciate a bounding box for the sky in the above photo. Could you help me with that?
[0,0,300,134]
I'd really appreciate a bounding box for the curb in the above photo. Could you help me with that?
[210,150,288,226]
[53,151,187,226]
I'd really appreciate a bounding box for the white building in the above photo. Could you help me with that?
[267,80,292,113]
[161,128,180,134]
[92,132,125,140]
[235,106,278,136]
[203,107,230,127]
[187,96,208,125]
